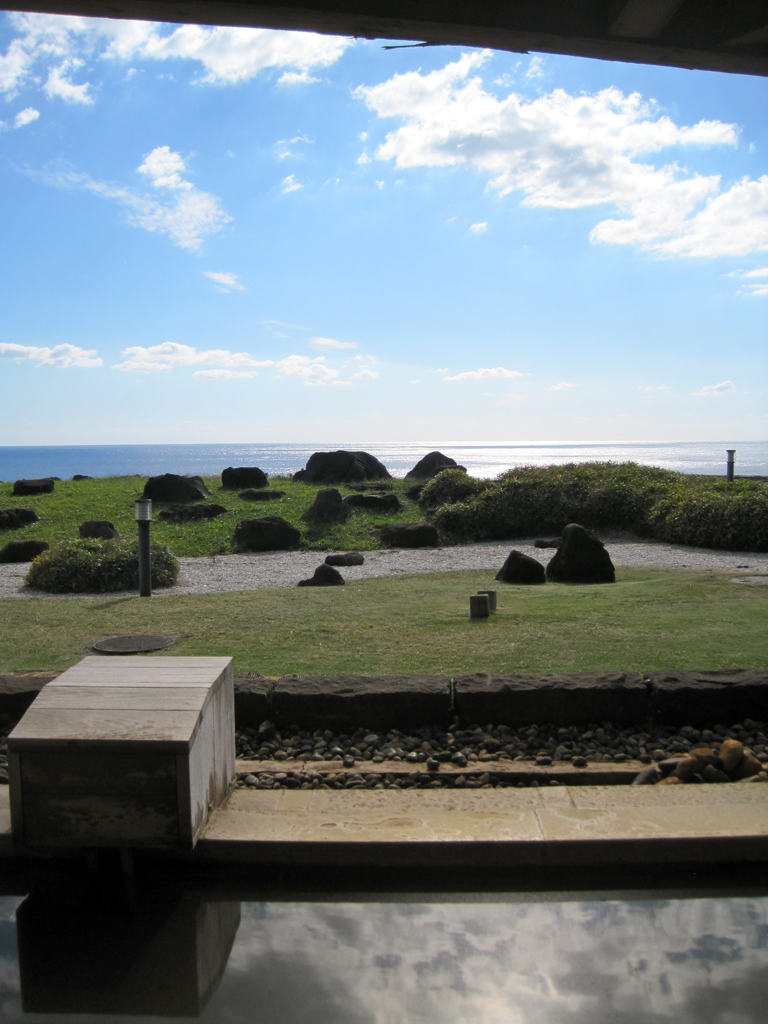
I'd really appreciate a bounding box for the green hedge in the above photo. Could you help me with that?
[417,468,493,510]
[431,462,768,551]
[26,539,179,593]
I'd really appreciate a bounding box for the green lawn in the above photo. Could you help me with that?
[0,475,424,557]
[1,568,765,676]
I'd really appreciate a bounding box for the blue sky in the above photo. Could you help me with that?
[1,12,766,446]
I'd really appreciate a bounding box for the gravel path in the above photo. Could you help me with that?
[1,537,766,599]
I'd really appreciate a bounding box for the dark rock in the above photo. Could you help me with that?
[293,450,391,485]
[222,466,268,489]
[239,489,284,501]
[271,674,452,731]
[142,473,209,502]
[157,503,227,522]
[234,675,272,729]
[495,549,545,584]
[325,552,365,566]
[71,474,93,481]
[534,537,561,549]
[344,493,402,513]
[453,671,647,727]
[233,516,301,551]
[646,669,768,726]
[347,482,394,492]
[379,523,438,548]
[632,765,662,785]
[12,478,55,496]
[405,451,467,480]
[0,539,49,563]
[301,488,351,525]
[0,508,39,530]
[297,564,345,587]
[79,520,120,540]
[405,484,424,500]
[545,523,615,584]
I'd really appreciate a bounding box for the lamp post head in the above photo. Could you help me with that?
[134,499,152,522]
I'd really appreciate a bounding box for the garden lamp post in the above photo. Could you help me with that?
[134,498,152,597]
[726,449,736,482]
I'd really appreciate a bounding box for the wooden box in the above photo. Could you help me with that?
[8,656,234,849]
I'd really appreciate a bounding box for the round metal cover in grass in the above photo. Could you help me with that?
[93,634,174,654]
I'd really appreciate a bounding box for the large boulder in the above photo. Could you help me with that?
[71,474,93,481]
[12,478,55,496]
[325,551,365,566]
[233,516,301,551]
[239,489,285,501]
[293,450,391,485]
[344,493,402,513]
[157,504,227,522]
[79,520,120,540]
[0,540,49,563]
[546,523,615,584]
[379,523,439,548]
[297,564,345,587]
[222,466,268,489]
[142,474,209,502]
[495,550,545,585]
[301,488,351,525]
[0,509,39,530]
[405,451,467,480]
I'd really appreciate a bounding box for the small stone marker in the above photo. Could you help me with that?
[470,594,490,619]
[476,589,497,611]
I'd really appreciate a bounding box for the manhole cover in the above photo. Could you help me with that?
[93,635,174,654]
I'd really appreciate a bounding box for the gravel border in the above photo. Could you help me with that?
[1,537,767,599]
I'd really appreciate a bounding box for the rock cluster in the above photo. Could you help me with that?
[12,478,55,496]
[293,450,390,485]
[405,452,467,480]
[143,474,209,502]
[222,466,268,489]
[0,540,49,563]
[234,717,768,786]
[157,503,227,522]
[633,737,767,785]
[79,520,120,539]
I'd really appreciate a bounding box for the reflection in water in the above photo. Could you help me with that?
[0,893,767,1022]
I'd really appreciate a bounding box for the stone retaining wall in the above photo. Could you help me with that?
[2,668,766,730]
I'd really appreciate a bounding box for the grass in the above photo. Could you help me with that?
[0,475,423,558]
[1,568,766,676]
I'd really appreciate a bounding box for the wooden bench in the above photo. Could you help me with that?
[8,656,234,849]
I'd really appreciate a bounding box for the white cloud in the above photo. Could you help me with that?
[638,384,670,392]
[0,13,351,100]
[548,381,577,391]
[375,180,385,189]
[693,380,738,396]
[32,147,230,252]
[350,367,378,380]
[194,369,258,379]
[281,174,302,193]
[444,366,528,381]
[14,106,39,127]
[0,342,101,367]
[469,221,487,234]
[359,131,368,142]
[204,271,246,293]
[43,60,92,104]
[310,336,357,349]
[273,354,338,384]
[525,55,545,79]
[354,53,767,259]
[725,266,768,297]
[278,70,320,86]
[357,151,371,165]
[113,342,268,372]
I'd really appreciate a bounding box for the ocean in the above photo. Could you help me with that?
[1,441,767,481]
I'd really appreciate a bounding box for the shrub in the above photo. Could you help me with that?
[26,538,179,593]
[431,462,768,551]
[418,468,493,511]
[433,462,677,540]
[647,481,768,551]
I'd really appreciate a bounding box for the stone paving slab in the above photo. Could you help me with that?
[2,784,767,867]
